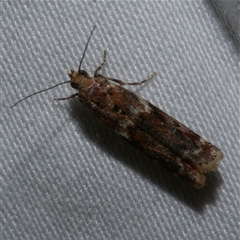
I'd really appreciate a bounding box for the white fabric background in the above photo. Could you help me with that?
[1,1,239,240]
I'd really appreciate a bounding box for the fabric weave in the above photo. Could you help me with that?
[1,1,239,240]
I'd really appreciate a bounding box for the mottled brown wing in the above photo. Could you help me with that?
[108,84,223,174]
[77,84,206,188]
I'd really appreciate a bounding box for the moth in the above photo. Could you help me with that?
[12,26,223,188]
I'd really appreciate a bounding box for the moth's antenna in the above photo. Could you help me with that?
[11,80,70,108]
[11,26,97,108]
[78,25,97,73]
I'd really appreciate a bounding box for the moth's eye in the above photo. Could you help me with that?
[78,70,89,77]
[70,82,78,89]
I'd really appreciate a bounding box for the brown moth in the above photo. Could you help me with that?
[12,26,223,188]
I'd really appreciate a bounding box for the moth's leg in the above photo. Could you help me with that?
[94,50,107,77]
[98,72,156,86]
[54,93,78,101]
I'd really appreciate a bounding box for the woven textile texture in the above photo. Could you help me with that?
[1,1,239,240]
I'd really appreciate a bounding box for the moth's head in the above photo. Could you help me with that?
[69,69,89,89]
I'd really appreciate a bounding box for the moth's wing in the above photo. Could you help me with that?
[108,85,223,173]
[77,89,206,188]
